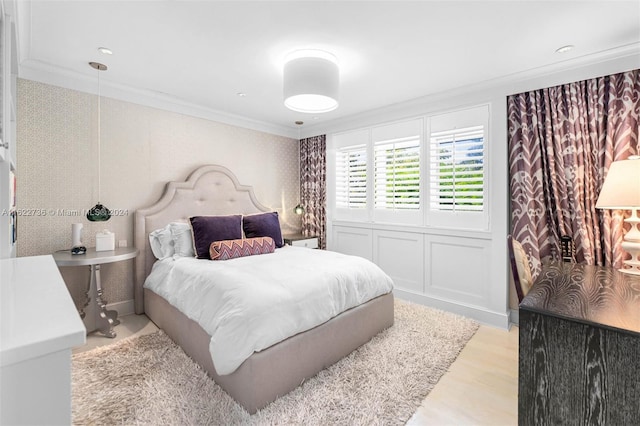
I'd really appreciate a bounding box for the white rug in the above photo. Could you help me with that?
[72,300,479,425]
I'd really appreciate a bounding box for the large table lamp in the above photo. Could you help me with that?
[596,156,640,275]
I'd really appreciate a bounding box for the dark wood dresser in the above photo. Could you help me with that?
[519,262,640,425]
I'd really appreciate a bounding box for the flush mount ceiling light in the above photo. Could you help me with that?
[97,47,113,55]
[283,49,339,113]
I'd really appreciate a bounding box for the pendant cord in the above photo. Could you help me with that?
[97,68,101,203]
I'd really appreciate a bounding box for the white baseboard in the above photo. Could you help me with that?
[106,299,135,317]
[393,289,510,329]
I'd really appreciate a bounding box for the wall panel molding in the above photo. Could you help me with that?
[373,230,424,294]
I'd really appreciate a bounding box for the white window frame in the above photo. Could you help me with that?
[328,105,489,231]
[426,105,489,230]
[336,144,368,209]
[371,119,423,225]
[329,129,371,222]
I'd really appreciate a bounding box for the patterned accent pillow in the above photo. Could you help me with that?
[210,237,275,261]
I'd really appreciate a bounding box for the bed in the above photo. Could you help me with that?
[134,164,394,414]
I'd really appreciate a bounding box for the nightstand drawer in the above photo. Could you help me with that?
[291,238,318,249]
[285,236,319,249]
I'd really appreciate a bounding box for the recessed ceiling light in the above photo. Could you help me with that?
[236,92,247,97]
[555,45,574,54]
[97,47,113,55]
[295,121,304,125]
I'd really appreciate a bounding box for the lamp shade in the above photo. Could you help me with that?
[596,156,640,209]
[284,50,339,113]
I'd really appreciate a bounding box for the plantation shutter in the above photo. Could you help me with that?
[374,136,420,210]
[335,144,367,209]
[429,125,484,212]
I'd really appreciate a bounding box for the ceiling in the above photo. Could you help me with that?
[11,1,640,137]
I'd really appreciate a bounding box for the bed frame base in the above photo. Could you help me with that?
[145,289,394,414]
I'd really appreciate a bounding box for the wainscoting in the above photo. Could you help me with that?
[329,222,509,328]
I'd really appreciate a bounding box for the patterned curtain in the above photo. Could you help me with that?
[299,135,327,249]
[508,69,640,277]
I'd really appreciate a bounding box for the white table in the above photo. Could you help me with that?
[1,255,86,425]
[53,247,138,338]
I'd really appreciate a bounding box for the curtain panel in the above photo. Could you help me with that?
[299,135,327,249]
[508,69,640,277]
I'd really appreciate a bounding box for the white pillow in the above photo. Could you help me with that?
[169,222,195,258]
[149,224,174,259]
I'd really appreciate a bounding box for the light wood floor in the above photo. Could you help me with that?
[75,315,519,425]
[73,313,158,354]
[408,325,519,425]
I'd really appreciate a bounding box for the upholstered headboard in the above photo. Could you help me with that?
[134,165,270,314]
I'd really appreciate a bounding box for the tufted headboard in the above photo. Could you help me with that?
[134,165,270,314]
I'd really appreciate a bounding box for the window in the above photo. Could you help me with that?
[331,120,423,224]
[427,105,488,229]
[374,136,420,210]
[429,125,484,212]
[371,119,423,224]
[329,106,488,230]
[330,129,370,221]
[336,144,367,209]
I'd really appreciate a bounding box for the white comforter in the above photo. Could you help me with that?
[144,246,393,375]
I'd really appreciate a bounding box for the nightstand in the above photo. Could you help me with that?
[283,234,319,249]
[53,247,139,338]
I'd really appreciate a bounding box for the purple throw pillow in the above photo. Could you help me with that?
[242,212,284,248]
[190,215,243,259]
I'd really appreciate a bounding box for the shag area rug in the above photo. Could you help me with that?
[72,300,478,425]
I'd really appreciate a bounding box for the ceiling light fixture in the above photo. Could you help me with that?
[236,92,247,97]
[283,49,339,113]
[97,47,113,55]
[555,45,574,54]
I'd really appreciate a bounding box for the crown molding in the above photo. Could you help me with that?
[11,0,639,142]
[10,0,296,139]
[301,43,640,138]
[6,0,299,139]
[17,59,298,139]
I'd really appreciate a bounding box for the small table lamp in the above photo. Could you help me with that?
[596,156,640,275]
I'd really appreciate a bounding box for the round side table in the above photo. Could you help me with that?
[53,247,138,338]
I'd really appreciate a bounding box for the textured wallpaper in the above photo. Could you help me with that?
[17,79,300,310]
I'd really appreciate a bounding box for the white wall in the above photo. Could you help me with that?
[319,53,639,328]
